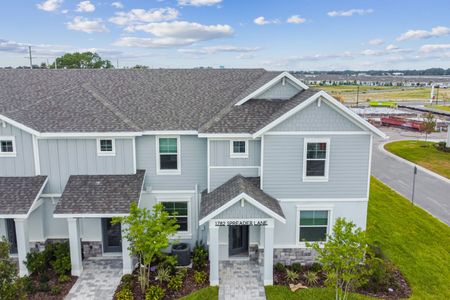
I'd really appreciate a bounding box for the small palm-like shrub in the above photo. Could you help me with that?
[168,274,183,291]
[155,266,171,284]
[286,269,299,283]
[304,271,319,286]
[193,270,207,284]
[145,285,165,300]
[116,287,134,300]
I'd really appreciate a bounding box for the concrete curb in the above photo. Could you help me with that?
[378,141,450,185]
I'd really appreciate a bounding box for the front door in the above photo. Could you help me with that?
[6,219,17,254]
[102,218,122,253]
[229,225,249,257]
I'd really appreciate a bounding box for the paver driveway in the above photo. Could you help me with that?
[65,257,123,300]
[219,261,266,300]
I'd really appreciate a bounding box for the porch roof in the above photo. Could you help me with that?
[53,170,145,216]
[200,175,285,224]
[0,175,48,217]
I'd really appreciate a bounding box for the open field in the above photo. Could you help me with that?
[384,140,450,178]
[266,177,450,300]
[425,104,450,112]
[313,85,450,103]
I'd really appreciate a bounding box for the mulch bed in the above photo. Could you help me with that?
[27,271,77,300]
[273,264,411,299]
[115,265,210,300]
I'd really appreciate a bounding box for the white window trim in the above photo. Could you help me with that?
[229,140,249,158]
[156,136,181,175]
[302,137,330,182]
[0,136,16,157]
[156,195,192,239]
[296,205,333,248]
[96,138,116,156]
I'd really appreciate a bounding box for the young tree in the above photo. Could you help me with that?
[52,52,113,69]
[422,112,436,142]
[113,203,179,293]
[308,218,372,300]
[0,238,26,300]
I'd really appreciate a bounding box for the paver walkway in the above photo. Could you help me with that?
[219,261,266,300]
[65,257,123,300]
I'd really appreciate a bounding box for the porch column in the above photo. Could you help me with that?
[14,218,29,276]
[209,222,219,286]
[263,221,274,285]
[67,218,83,276]
[121,222,133,275]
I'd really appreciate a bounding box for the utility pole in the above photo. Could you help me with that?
[435,85,439,105]
[28,46,33,69]
[411,166,417,205]
[356,85,360,107]
[116,59,119,69]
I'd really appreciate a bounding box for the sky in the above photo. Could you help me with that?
[1,0,450,70]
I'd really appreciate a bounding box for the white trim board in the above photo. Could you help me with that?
[277,198,368,202]
[265,131,370,136]
[209,166,260,169]
[53,213,130,218]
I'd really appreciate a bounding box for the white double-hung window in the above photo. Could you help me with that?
[157,195,191,238]
[297,207,332,246]
[97,138,116,156]
[0,136,16,157]
[157,136,180,174]
[230,140,248,158]
[303,138,330,182]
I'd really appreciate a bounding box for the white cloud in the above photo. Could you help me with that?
[67,16,108,33]
[368,38,384,46]
[61,9,69,14]
[114,21,233,48]
[327,8,373,17]
[76,1,95,12]
[0,38,69,57]
[109,8,179,26]
[178,45,261,55]
[236,53,255,60]
[386,44,399,50]
[111,1,124,9]
[397,26,450,41]
[419,44,450,53]
[254,16,278,25]
[178,0,222,6]
[36,0,63,12]
[287,15,306,24]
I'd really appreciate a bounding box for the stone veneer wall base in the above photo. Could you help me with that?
[256,247,318,266]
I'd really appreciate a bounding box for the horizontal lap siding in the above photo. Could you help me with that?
[39,138,134,193]
[263,134,370,198]
[0,123,35,176]
[210,167,259,191]
[210,140,260,166]
[136,135,207,191]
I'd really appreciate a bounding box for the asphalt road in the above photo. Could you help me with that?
[371,128,450,225]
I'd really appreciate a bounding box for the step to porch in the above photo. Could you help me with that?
[219,261,266,300]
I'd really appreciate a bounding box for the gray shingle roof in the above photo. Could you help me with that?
[200,175,284,220]
[0,176,47,215]
[54,170,145,215]
[0,69,274,132]
[200,88,319,133]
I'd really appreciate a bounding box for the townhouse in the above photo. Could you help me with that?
[0,69,385,285]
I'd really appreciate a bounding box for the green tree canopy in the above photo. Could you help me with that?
[53,52,113,69]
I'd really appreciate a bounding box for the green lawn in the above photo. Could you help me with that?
[266,178,450,299]
[180,287,218,300]
[384,140,450,178]
[425,105,450,112]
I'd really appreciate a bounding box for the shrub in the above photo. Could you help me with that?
[116,287,134,300]
[155,265,171,284]
[25,251,47,275]
[38,281,50,292]
[50,285,62,295]
[168,274,183,291]
[364,258,398,291]
[435,141,450,152]
[21,276,36,294]
[58,274,71,284]
[176,267,188,279]
[304,271,318,287]
[193,270,207,284]
[274,262,285,273]
[291,262,302,273]
[121,274,134,288]
[310,262,322,273]
[145,285,165,300]
[50,242,71,276]
[286,269,299,283]
[192,241,208,270]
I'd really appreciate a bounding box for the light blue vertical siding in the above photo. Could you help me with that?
[210,140,261,166]
[136,135,207,191]
[0,123,35,176]
[256,78,301,100]
[38,138,135,193]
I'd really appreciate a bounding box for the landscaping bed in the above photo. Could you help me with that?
[25,272,77,300]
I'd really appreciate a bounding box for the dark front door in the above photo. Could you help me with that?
[102,218,122,253]
[6,219,18,254]
[229,225,249,257]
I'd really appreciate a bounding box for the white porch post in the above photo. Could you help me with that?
[14,218,29,276]
[209,222,219,286]
[121,222,133,275]
[263,221,274,285]
[67,218,83,276]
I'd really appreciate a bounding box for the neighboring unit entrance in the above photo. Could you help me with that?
[6,219,17,254]
[229,225,249,257]
[101,218,122,253]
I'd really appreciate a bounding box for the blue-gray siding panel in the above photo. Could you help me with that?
[256,78,300,100]
[210,140,261,167]
[39,138,134,193]
[272,99,362,132]
[210,167,259,191]
[0,123,35,176]
[216,200,269,219]
[263,134,370,198]
[136,135,207,191]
